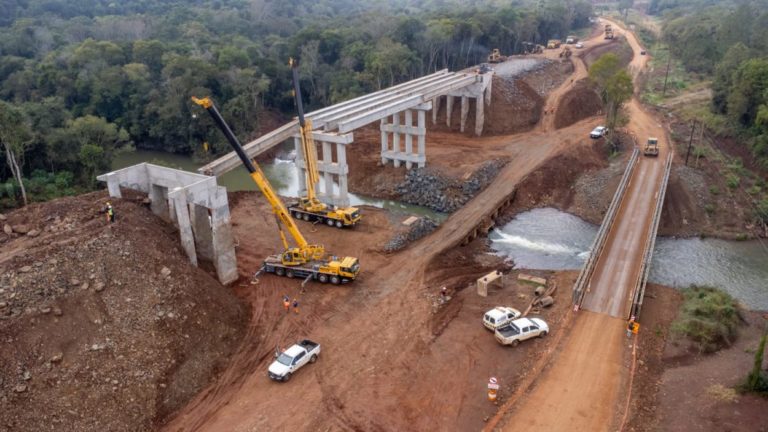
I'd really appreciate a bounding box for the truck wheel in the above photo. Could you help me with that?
[309,354,318,363]
[512,339,520,347]
[283,373,292,382]
[275,267,285,276]
[293,211,301,219]
[326,218,334,226]
[302,213,310,221]
[330,275,340,285]
[540,331,548,338]
[286,269,294,278]
[318,274,329,283]
[335,220,343,228]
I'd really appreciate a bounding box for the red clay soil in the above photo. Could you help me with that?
[554,79,603,129]
[583,36,635,69]
[0,191,245,432]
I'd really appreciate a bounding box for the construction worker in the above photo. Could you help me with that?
[292,298,299,314]
[440,286,448,299]
[283,295,290,313]
[104,202,115,223]
[627,318,634,338]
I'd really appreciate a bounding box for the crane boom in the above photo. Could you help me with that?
[191,96,323,261]
[287,58,361,228]
[289,58,320,202]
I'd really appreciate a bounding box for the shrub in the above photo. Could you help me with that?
[705,203,715,214]
[709,185,719,195]
[726,174,740,189]
[741,330,768,395]
[672,285,742,353]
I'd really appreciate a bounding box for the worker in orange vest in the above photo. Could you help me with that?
[282,295,290,313]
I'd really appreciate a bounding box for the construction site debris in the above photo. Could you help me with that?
[383,216,438,252]
[518,273,547,286]
[396,160,507,213]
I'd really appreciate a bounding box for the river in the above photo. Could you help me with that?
[489,208,768,310]
[112,148,447,221]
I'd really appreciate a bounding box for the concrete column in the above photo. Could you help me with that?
[432,96,441,124]
[460,96,469,133]
[105,172,122,198]
[209,188,238,284]
[294,136,307,197]
[417,109,426,168]
[380,119,388,165]
[336,143,350,208]
[446,96,454,127]
[191,203,214,261]
[322,141,333,196]
[404,109,413,169]
[392,113,401,168]
[149,184,170,221]
[485,75,493,106]
[475,95,485,136]
[171,188,198,267]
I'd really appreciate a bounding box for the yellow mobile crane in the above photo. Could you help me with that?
[191,96,360,284]
[288,58,361,228]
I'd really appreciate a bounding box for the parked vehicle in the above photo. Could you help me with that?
[483,306,522,331]
[575,42,584,49]
[494,318,549,346]
[590,126,608,139]
[268,339,321,382]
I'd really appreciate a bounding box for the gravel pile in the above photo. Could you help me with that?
[396,159,508,213]
[383,217,439,252]
[492,58,548,78]
[674,165,708,209]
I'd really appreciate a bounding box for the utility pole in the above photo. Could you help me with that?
[662,54,672,97]
[685,120,696,166]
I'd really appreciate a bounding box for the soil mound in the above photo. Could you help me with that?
[554,80,603,129]
[0,191,246,431]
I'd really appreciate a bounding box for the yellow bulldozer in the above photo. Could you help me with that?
[488,48,507,63]
[546,39,562,49]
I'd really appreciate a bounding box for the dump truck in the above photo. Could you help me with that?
[488,48,507,63]
[546,39,562,49]
[644,137,660,156]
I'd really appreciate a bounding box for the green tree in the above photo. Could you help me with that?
[712,43,750,114]
[0,100,31,205]
[589,54,633,151]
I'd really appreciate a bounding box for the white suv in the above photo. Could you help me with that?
[590,126,607,139]
[483,306,522,331]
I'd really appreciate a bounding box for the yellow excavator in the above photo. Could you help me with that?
[288,58,361,229]
[191,96,360,284]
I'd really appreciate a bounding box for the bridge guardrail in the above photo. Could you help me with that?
[572,148,640,306]
[630,153,672,318]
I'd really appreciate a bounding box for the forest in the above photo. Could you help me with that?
[0,0,592,207]
[657,0,768,173]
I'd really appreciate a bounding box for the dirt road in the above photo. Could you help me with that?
[491,18,670,432]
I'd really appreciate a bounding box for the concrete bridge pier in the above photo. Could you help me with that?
[294,133,354,208]
[380,103,429,169]
[98,164,238,285]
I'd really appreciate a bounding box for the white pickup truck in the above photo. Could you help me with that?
[268,339,321,382]
[494,318,549,346]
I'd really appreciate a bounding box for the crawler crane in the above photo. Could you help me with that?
[191,96,360,284]
[288,58,361,228]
